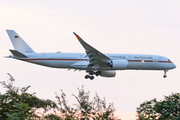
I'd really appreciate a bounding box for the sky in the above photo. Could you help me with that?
[0,0,180,119]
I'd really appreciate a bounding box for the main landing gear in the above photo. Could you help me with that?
[163,70,168,78]
[85,75,94,80]
[85,71,101,80]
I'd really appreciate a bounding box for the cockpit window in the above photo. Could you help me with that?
[168,59,172,62]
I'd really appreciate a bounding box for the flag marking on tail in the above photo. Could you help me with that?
[6,30,35,53]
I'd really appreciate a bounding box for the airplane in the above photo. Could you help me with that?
[6,30,176,80]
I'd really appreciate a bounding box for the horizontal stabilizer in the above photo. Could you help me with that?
[9,49,28,58]
[4,56,10,58]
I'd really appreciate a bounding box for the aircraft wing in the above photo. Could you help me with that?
[73,32,111,70]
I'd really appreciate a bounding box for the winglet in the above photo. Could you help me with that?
[73,32,83,40]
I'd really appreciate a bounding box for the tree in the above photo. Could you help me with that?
[137,93,180,120]
[0,74,118,120]
[0,73,57,120]
[55,86,117,120]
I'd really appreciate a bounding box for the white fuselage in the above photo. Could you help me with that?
[10,52,176,71]
[6,30,176,79]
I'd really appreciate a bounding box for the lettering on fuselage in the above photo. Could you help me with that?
[134,56,152,60]
[109,56,126,59]
[109,56,153,60]
[50,57,77,59]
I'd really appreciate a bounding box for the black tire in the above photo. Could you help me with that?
[95,71,100,76]
[90,76,94,80]
[163,75,167,78]
[95,72,99,76]
[90,71,94,75]
[85,75,89,79]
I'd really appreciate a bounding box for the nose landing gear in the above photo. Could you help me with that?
[163,75,167,78]
[163,70,168,78]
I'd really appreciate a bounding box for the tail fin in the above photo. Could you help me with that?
[6,30,35,53]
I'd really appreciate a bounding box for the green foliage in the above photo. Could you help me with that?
[137,93,180,120]
[0,73,57,120]
[0,74,118,120]
[56,86,117,120]
[5,102,31,120]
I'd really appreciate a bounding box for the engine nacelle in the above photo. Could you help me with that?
[100,70,116,77]
[111,59,128,70]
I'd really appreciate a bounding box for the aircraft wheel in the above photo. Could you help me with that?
[163,75,167,78]
[89,71,94,75]
[95,72,99,76]
[90,76,94,80]
[95,71,100,76]
[85,75,89,79]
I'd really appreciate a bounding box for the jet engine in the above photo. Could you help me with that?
[100,70,116,77]
[110,59,128,70]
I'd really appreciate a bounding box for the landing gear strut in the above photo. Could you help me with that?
[163,70,168,78]
[85,71,101,80]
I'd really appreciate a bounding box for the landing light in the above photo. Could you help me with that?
[142,60,144,62]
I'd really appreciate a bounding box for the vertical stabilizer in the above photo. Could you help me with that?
[6,30,35,53]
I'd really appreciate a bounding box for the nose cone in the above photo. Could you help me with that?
[172,63,176,69]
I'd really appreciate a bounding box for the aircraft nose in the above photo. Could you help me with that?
[172,63,176,69]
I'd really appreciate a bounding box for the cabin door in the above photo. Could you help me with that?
[129,56,133,62]
[159,57,162,63]
[153,59,157,68]
[80,55,84,61]
[42,54,46,60]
